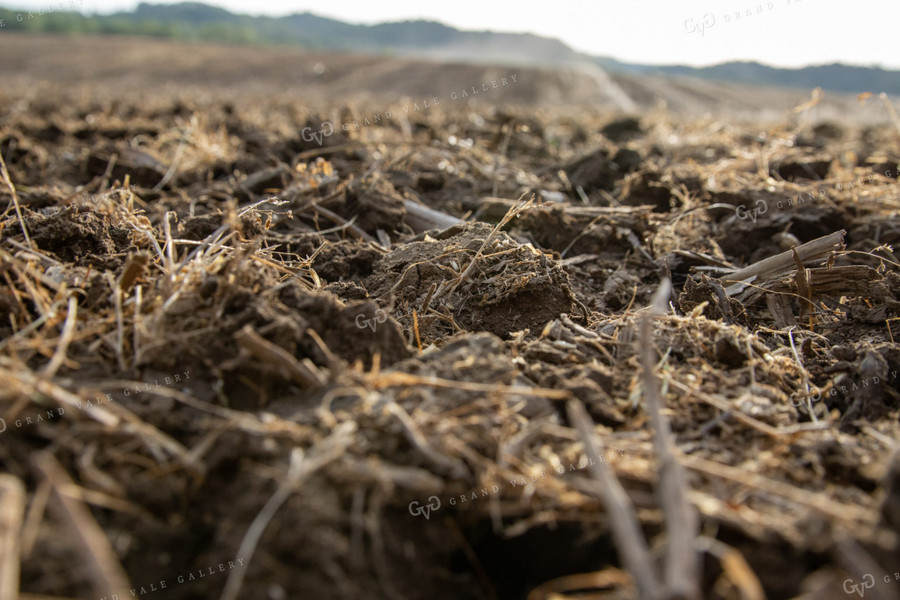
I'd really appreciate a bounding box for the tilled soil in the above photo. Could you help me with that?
[1,35,900,600]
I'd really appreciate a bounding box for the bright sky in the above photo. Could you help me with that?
[7,0,900,70]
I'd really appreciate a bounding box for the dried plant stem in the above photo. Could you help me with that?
[566,399,662,600]
[695,537,764,600]
[880,93,900,136]
[0,475,26,600]
[386,401,468,478]
[682,454,877,527]
[219,423,355,600]
[0,150,32,249]
[640,279,699,600]
[34,453,131,600]
[373,371,570,400]
[720,230,845,296]
[41,295,78,378]
[235,325,325,387]
[440,193,534,300]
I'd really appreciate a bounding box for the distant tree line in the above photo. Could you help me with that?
[0,2,547,51]
[1,2,897,95]
[0,5,264,44]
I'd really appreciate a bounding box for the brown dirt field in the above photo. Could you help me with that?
[1,34,900,600]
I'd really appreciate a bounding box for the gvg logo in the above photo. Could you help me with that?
[408,496,441,520]
[734,173,887,224]
[300,121,334,145]
[844,574,875,597]
[735,198,768,223]
[842,571,900,597]
[302,111,394,146]
[683,13,715,36]
[355,309,387,332]
[407,452,625,521]
[684,1,779,36]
